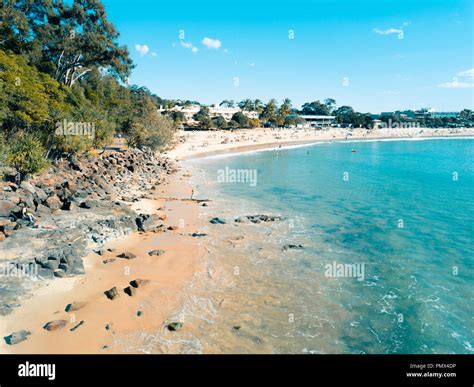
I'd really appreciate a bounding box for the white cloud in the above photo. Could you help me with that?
[135,44,150,57]
[151,52,157,57]
[373,28,402,35]
[202,37,222,49]
[181,41,198,53]
[457,68,474,78]
[437,80,474,89]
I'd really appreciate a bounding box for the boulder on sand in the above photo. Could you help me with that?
[65,301,87,312]
[166,322,183,332]
[130,279,149,288]
[4,330,31,345]
[117,252,136,259]
[43,320,68,331]
[148,250,165,257]
[104,287,119,300]
[123,286,136,297]
[210,217,226,225]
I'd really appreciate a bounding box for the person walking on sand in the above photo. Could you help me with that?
[191,189,194,200]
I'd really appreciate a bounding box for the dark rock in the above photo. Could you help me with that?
[117,252,136,259]
[166,322,183,332]
[79,199,98,209]
[282,244,304,251]
[65,302,87,312]
[61,200,74,211]
[191,232,207,237]
[123,286,136,297]
[135,213,154,232]
[4,330,31,345]
[104,287,119,300]
[54,269,67,278]
[148,250,165,257]
[235,215,285,224]
[70,320,85,332]
[43,320,67,331]
[210,217,226,225]
[130,279,149,288]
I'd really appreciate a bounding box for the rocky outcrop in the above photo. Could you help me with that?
[0,148,177,316]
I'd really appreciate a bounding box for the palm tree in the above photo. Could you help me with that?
[238,99,254,111]
[219,99,235,108]
[253,99,264,114]
[279,98,292,117]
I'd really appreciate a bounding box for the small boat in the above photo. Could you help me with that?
[351,149,357,153]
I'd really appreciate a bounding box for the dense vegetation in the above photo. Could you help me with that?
[0,0,176,180]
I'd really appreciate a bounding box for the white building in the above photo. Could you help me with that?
[159,104,259,124]
[298,115,336,128]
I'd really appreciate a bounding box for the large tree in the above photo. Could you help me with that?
[1,0,133,87]
[301,100,331,116]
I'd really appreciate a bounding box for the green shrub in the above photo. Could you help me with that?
[5,133,49,180]
[124,110,176,150]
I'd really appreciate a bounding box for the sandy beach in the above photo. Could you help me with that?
[2,126,473,354]
[166,127,474,160]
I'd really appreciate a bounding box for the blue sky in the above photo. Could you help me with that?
[103,0,473,113]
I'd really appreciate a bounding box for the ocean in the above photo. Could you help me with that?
[139,137,474,354]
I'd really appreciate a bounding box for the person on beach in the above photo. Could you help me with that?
[191,189,194,200]
[22,207,37,227]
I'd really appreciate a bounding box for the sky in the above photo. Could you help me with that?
[102,0,473,113]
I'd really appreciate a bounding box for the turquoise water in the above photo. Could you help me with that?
[186,138,473,354]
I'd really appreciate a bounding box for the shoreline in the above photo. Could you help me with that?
[166,127,474,161]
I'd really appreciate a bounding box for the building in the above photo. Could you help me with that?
[158,104,258,124]
[297,115,336,128]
